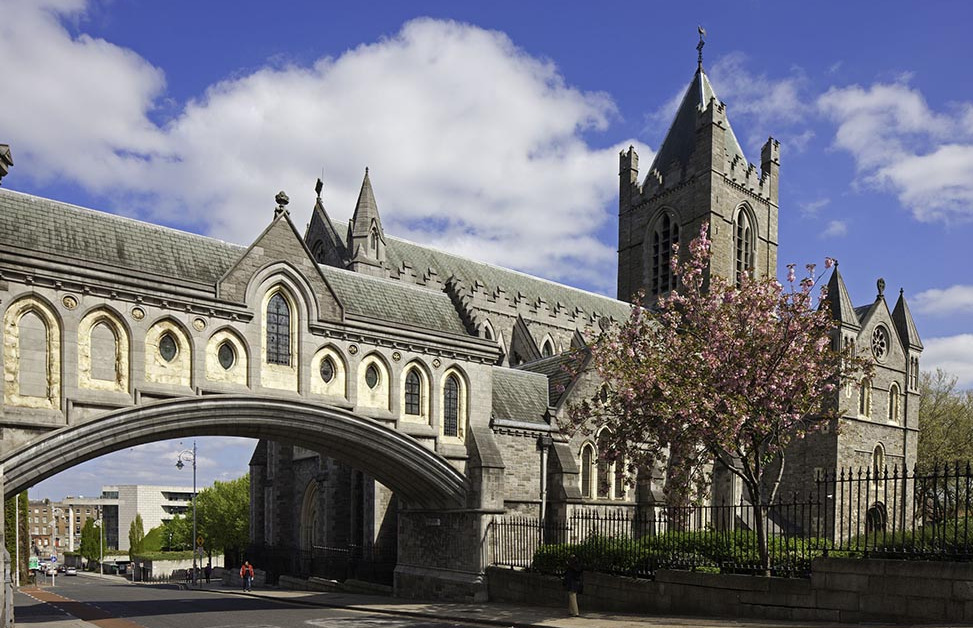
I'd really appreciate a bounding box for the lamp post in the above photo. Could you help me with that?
[93,519,103,575]
[176,442,197,587]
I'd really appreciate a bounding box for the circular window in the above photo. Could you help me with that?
[218,342,235,370]
[159,333,178,362]
[365,364,379,389]
[320,356,335,383]
[871,326,889,361]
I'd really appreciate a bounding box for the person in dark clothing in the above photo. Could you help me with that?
[562,554,583,617]
[204,564,211,584]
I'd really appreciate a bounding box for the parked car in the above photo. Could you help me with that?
[65,567,77,576]
[57,565,65,574]
[45,566,56,575]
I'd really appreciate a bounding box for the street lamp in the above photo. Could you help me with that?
[93,519,103,576]
[176,442,197,587]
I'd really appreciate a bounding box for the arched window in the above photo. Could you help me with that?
[89,322,118,382]
[266,292,291,366]
[596,431,611,499]
[650,212,679,296]
[866,502,887,533]
[580,443,595,499]
[734,207,754,285]
[541,338,554,358]
[405,369,422,416]
[888,383,900,423]
[872,444,885,480]
[18,311,49,398]
[614,463,626,500]
[443,375,460,437]
[859,378,872,417]
[370,227,379,254]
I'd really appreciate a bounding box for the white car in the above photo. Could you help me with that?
[65,567,78,576]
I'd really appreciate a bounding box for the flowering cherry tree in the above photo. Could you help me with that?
[569,223,867,570]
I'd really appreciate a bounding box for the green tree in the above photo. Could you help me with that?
[918,369,973,472]
[128,514,145,559]
[161,515,192,550]
[196,475,250,556]
[79,519,103,567]
[4,492,30,582]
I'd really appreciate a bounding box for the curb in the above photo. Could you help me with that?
[202,586,548,628]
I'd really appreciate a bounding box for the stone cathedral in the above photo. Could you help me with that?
[0,55,920,599]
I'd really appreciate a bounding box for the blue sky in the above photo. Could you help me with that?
[3,0,971,500]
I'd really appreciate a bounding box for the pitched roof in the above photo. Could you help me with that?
[648,67,748,176]
[380,229,633,323]
[491,367,550,425]
[516,350,588,408]
[320,265,467,335]
[0,189,244,285]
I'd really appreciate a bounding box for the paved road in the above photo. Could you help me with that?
[15,574,488,628]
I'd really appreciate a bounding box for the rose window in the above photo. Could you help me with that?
[871,326,889,361]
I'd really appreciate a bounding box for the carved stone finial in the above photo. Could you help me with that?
[877,278,886,299]
[696,25,707,70]
[275,190,290,216]
[315,178,323,199]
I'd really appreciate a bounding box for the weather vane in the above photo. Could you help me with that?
[697,25,707,69]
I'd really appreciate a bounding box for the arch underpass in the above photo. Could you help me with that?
[0,395,469,510]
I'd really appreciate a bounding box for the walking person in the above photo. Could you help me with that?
[563,554,583,617]
[204,563,211,584]
[240,560,254,592]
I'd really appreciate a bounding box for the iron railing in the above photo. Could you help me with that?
[491,463,973,578]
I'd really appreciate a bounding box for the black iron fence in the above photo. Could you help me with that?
[246,542,397,586]
[491,463,973,578]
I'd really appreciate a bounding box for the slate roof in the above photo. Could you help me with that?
[0,188,244,284]
[320,265,468,335]
[491,367,550,425]
[648,67,748,176]
[516,350,588,408]
[362,225,633,323]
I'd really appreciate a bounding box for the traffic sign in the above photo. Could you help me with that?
[50,554,57,564]
[196,535,204,547]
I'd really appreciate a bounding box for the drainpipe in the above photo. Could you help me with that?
[538,434,553,523]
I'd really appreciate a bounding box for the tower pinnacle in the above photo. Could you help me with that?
[697,26,706,70]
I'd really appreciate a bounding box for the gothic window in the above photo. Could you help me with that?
[159,333,178,363]
[650,213,679,296]
[365,364,380,389]
[866,502,887,533]
[266,292,291,366]
[872,444,885,480]
[370,227,378,254]
[320,356,335,383]
[443,375,460,437]
[910,358,920,390]
[888,383,900,423]
[18,311,49,398]
[541,338,554,358]
[580,443,595,499]
[596,431,611,499]
[734,207,754,286]
[90,322,118,381]
[859,378,871,417]
[218,342,235,370]
[614,463,626,500]
[405,369,422,415]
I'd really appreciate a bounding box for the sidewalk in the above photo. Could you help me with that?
[20,578,963,628]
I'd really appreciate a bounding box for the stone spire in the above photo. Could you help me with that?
[892,288,923,351]
[825,265,860,328]
[646,63,747,180]
[346,168,387,277]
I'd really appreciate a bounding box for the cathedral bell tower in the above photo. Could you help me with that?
[617,35,780,304]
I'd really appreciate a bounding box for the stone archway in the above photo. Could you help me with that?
[0,394,468,510]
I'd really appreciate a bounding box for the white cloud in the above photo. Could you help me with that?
[820,220,847,238]
[799,197,830,217]
[923,335,973,390]
[817,81,973,222]
[0,3,641,292]
[914,285,973,316]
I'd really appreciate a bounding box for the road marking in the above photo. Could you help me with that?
[19,586,147,628]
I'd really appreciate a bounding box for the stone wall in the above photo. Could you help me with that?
[488,557,973,624]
